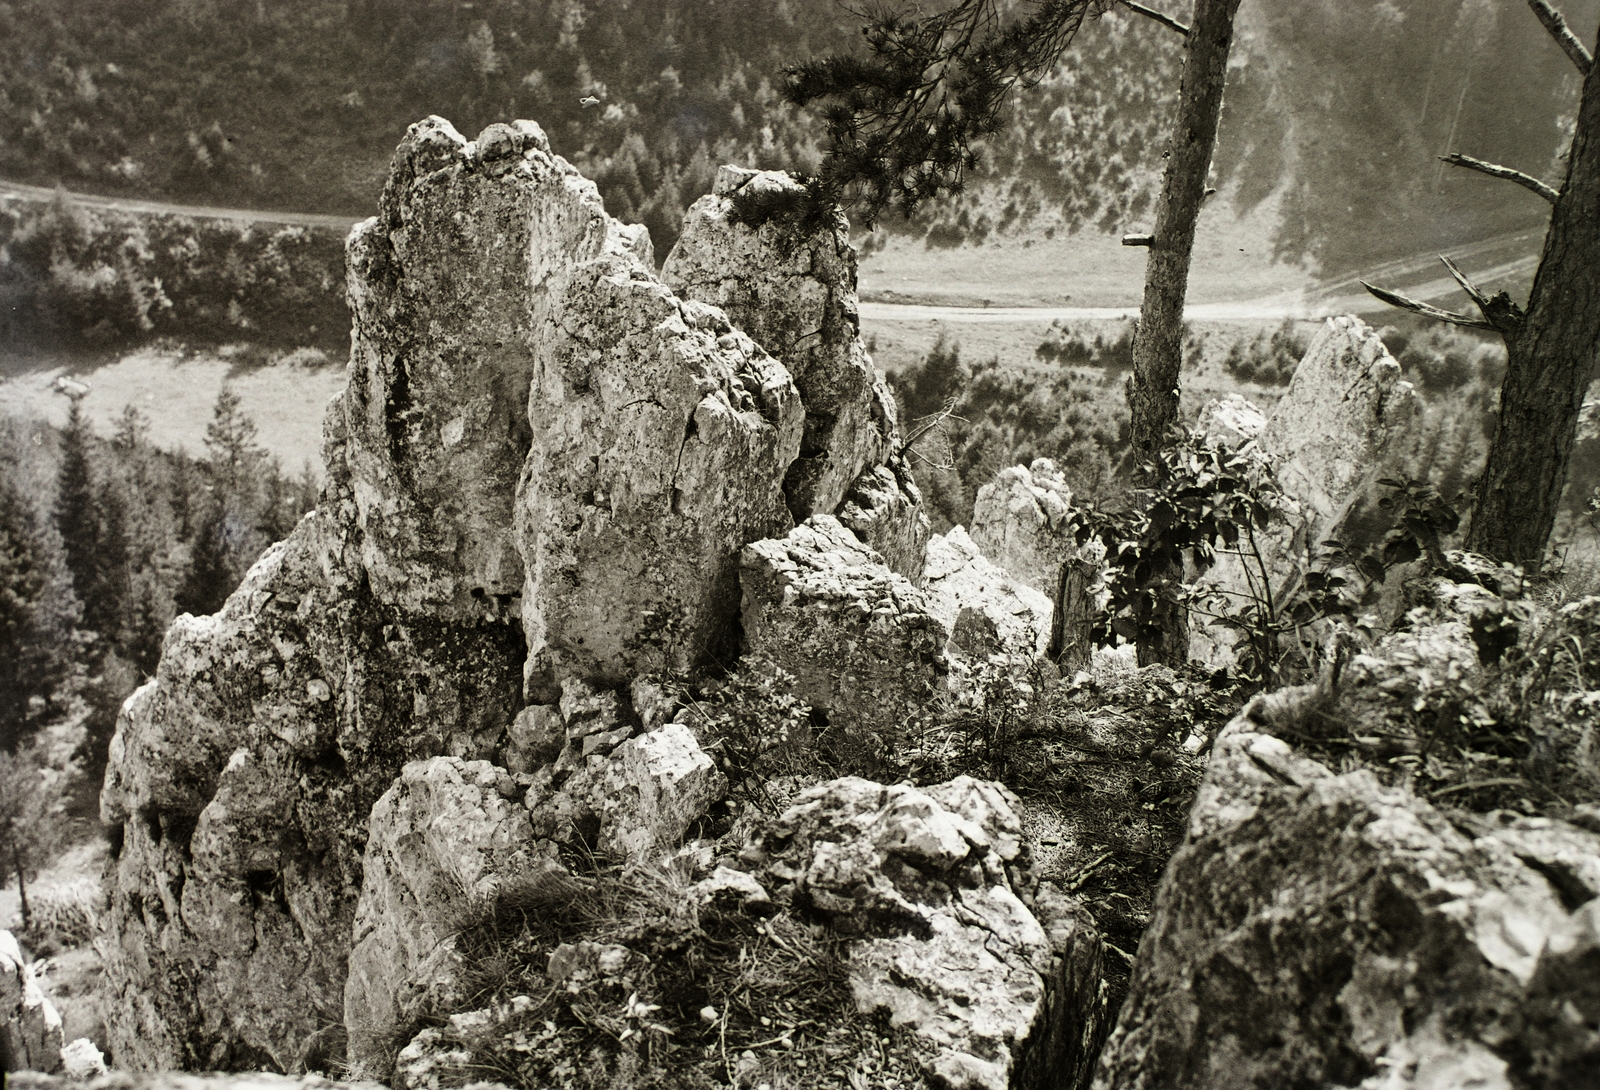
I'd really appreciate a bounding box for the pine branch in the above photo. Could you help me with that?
[1121,1,1189,36]
[1438,254,1493,313]
[1360,281,1497,332]
[1439,152,1559,203]
[1528,0,1594,75]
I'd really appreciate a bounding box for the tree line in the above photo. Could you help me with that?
[0,393,318,759]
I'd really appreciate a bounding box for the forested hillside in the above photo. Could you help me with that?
[1,0,1592,272]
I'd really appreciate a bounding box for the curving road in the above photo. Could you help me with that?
[0,178,363,231]
[3,177,1543,323]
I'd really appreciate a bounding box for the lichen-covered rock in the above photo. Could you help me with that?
[1,930,63,1074]
[664,167,899,521]
[1092,687,1600,1090]
[99,514,524,1072]
[748,776,1105,1090]
[739,516,947,735]
[836,457,931,581]
[527,721,726,863]
[515,229,802,697]
[1195,393,1267,449]
[922,527,1052,660]
[344,758,565,1081]
[1260,315,1421,542]
[327,117,570,622]
[969,459,1078,597]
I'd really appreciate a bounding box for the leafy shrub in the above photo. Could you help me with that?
[1035,320,1135,368]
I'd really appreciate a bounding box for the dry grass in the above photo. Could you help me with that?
[422,855,927,1090]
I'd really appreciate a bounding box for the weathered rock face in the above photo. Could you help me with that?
[99,514,524,1072]
[739,516,947,735]
[1,931,63,1074]
[515,219,802,697]
[749,776,1106,1090]
[1260,314,1421,542]
[329,117,568,623]
[344,758,564,1080]
[923,527,1053,661]
[969,459,1078,597]
[664,167,899,521]
[1094,686,1600,1090]
[836,456,931,581]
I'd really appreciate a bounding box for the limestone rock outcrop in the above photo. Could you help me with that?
[739,516,947,735]
[344,758,564,1080]
[1185,317,1421,667]
[922,527,1053,661]
[1,931,63,1074]
[969,459,1079,597]
[1094,693,1600,1089]
[100,514,524,1071]
[514,197,802,696]
[665,167,897,518]
[748,776,1106,1090]
[836,457,931,580]
[1260,314,1422,543]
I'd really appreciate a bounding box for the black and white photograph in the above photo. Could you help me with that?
[2,1,1598,1086]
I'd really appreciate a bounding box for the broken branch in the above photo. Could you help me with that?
[1121,1,1189,36]
[1439,152,1559,203]
[1528,0,1594,75]
[1122,233,1155,247]
[1359,281,1497,332]
[1438,254,1493,312]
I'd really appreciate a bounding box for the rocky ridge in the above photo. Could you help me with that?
[92,116,1099,1087]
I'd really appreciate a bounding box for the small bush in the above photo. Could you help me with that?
[1221,318,1309,386]
[20,877,103,950]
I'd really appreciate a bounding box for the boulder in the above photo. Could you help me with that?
[836,457,931,581]
[1093,684,1600,1090]
[1260,314,1422,544]
[739,516,948,736]
[969,459,1079,596]
[0,930,63,1074]
[344,758,566,1081]
[664,167,900,522]
[922,528,1053,661]
[526,720,726,864]
[1195,393,1267,449]
[748,776,1106,1090]
[99,514,524,1071]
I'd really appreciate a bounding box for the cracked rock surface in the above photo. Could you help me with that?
[739,515,947,737]
[1093,686,1600,1090]
[748,776,1106,1090]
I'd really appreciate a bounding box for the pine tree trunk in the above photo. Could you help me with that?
[1127,0,1242,666]
[13,846,29,933]
[1466,19,1600,565]
[1127,0,1243,463]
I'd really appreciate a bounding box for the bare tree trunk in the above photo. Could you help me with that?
[1127,0,1242,666]
[1127,0,1242,462]
[1466,17,1600,564]
[13,845,29,933]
